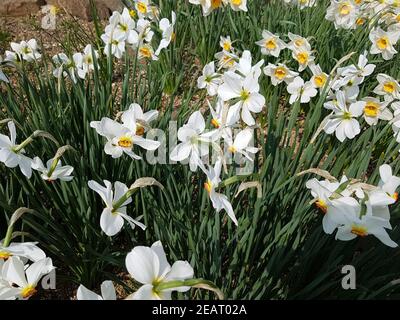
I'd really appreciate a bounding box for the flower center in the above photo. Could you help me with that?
[393,192,399,202]
[136,124,145,136]
[339,3,351,15]
[315,199,328,213]
[232,0,242,5]
[139,47,152,58]
[137,2,147,14]
[265,38,276,50]
[223,41,231,51]
[383,81,395,93]
[211,0,222,8]
[118,136,133,148]
[342,111,352,120]
[364,102,379,117]
[351,225,368,237]
[21,285,37,299]
[204,180,213,193]
[211,119,220,128]
[294,39,304,47]
[119,23,128,32]
[314,74,327,88]
[22,47,32,54]
[240,90,250,101]
[0,251,12,260]
[228,145,237,153]
[274,67,287,80]
[129,9,137,18]
[356,17,365,25]
[377,37,389,50]
[296,52,308,64]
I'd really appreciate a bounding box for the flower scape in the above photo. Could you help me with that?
[2,0,400,300]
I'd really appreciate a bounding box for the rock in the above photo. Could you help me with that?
[45,0,124,20]
[0,0,45,17]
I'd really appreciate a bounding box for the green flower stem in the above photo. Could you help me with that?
[2,225,14,247]
[219,173,259,188]
[154,278,224,300]
[13,135,34,153]
[112,188,139,211]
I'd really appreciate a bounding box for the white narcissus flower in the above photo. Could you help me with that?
[83,45,98,70]
[106,8,138,46]
[292,47,315,72]
[125,241,194,300]
[203,159,238,225]
[325,0,358,30]
[286,76,318,104]
[123,103,159,136]
[170,111,216,172]
[227,0,248,12]
[337,51,375,85]
[218,72,265,126]
[31,157,74,182]
[0,121,33,178]
[225,128,258,161]
[0,242,46,262]
[1,256,54,300]
[155,11,176,55]
[323,91,365,142]
[287,33,311,51]
[197,61,222,96]
[10,39,41,62]
[361,97,392,126]
[88,180,146,237]
[365,189,396,220]
[138,44,158,61]
[189,0,213,16]
[101,32,126,59]
[77,281,116,300]
[220,36,233,52]
[90,116,160,160]
[233,50,264,79]
[297,0,316,9]
[369,27,400,60]
[137,18,154,43]
[215,50,238,70]
[336,214,398,248]
[135,0,152,19]
[255,30,286,57]
[379,164,400,201]
[263,63,298,86]
[306,178,358,234]
[52,53,81,83]
[373,73,400,101]
[310,64,329,90]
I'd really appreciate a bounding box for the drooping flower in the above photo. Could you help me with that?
[155,11,176,55]
[0,121,34,178]
[31,157,74,182]
[88,180,146,236]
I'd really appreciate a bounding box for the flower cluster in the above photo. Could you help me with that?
[325,0,400,60]
[189,0,248,16]
[306,164,400,247]
[100,5,175,60]
[0,121,74,180]
[0,209,54,300]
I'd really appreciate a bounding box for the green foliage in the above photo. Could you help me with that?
[1,0,400,299]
